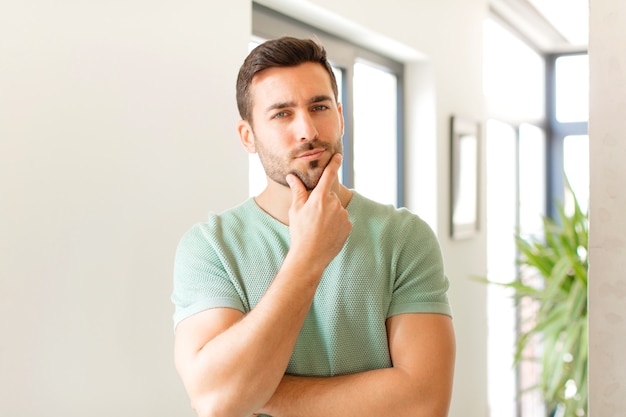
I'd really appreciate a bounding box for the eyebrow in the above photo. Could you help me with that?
[265,95,334,113]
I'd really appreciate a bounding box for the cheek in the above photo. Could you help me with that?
[320,113,343,134]
[261,130,293,154]
[255,134,286,159]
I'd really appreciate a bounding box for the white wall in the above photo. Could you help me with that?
[0,1,250,416]
[0,0,490,415]
[588,0,626,415]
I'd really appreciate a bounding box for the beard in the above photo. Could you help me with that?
[256,137,343,191]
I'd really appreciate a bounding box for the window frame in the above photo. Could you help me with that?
[483,13,550,417]
[484,13,590,417]
[545,51,588,219]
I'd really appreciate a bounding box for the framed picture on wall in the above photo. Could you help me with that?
[450,116,480,239]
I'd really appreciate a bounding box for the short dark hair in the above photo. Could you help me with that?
[236,36,339,123]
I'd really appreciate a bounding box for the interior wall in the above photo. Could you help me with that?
[588,0,626,415]
[0,0,489,416]
[0,1,250,416]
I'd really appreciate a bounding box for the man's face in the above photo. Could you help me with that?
[243,62,344,191]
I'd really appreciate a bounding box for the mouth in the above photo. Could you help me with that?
[295,149,326,161]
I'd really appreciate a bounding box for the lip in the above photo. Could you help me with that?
[296,149,326,160]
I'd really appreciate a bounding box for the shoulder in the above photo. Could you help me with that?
[176,198,290,263]
[349,192,436,238]
[174,199,253,257]
[179,198,258,239]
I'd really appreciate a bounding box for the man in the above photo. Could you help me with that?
[172,36,455,417]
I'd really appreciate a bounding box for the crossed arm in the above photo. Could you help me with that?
[174,252,338,417]
[257,312,455,417]
[173,155,455,416]
[175,305,455,417]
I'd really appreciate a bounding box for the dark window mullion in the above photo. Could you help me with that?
[340,64,355,189]
[396,73,405,207]
[546,52,588,219]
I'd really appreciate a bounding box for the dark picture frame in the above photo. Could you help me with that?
[450,116,480,239]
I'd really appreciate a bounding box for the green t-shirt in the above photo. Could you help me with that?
[172,191,451,377]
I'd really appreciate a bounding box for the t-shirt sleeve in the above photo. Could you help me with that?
[171,221,245,330]
[387,215,452,318]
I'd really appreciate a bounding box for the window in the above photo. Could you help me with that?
[484,16,547,417]
[485,119,518,417]
[555,55,589,123]
[353,60,398,205]
[483,18,545,123]
[249,4,404,207]
[519,123,547,236]
[563,134,589,214]
[547,53,589,217]
[484,15,589,417]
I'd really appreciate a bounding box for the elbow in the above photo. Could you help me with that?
[413,393,453,417]
[191,394,232,417]
[191,396,228,417]
[192,401,213,417]
[400,379,453,417]
[399,399,450,417]
[178,367,249,417]
[414,388,453,417]
[191,393,256,417]
[422,402,452,417]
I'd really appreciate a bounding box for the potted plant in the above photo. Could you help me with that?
[486,186,588,417]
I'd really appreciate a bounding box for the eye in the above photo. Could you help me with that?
[272,111,289,119]
[312,104,329,112]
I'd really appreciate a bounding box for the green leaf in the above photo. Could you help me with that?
[477,177,588,416]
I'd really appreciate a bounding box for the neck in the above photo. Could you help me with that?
[254,180,352,226]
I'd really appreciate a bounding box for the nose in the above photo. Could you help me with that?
[294,110,318,142]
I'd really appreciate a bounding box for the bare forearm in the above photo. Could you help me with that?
[259,314,456,417]
[259,368,451,417]
[177,255,325,417]
[176,157,353,417]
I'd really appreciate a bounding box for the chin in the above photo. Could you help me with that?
[291,172,320,191]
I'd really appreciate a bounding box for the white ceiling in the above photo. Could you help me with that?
[490,0,589,53]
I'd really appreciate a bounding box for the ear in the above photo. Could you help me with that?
[237,119,256,154]
[337,102,345,136]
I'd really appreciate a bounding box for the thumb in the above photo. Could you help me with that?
[286,173,307,209]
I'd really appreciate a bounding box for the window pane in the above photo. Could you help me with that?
[555,54,589,123]
[486,119,518,417]
[519,123,547,235]
[564,135,589,214]
[248,154,266,197]
[518,122,547,417]
[483,18,545,121]
[353,61,397,206]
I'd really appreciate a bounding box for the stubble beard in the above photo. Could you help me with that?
[257,137,343,191]
[289,157,326,191]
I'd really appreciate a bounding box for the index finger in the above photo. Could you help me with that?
[313,153,343,195]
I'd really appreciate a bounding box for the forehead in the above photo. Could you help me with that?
[250,62,336,106]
